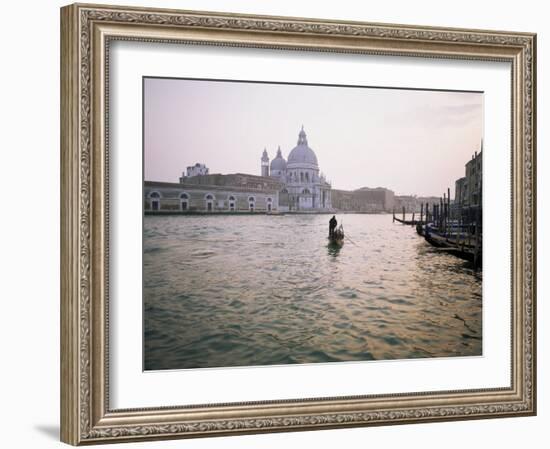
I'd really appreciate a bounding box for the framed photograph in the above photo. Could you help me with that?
[60,3,536,445]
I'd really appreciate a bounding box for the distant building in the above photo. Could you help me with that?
[416,196,441,212]
[179,162,209,182]
[394,195,418,213]
[355,187,395,211]
[393,195,441,213]
[331,187,394,212]
[145,126,447,215]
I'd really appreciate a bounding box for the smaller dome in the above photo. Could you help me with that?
[270,146,287,171]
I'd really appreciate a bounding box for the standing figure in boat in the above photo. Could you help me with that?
[329,215,337,238]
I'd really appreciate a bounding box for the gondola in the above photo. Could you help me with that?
[328,224,345,246]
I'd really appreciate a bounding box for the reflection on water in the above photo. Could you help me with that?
[327,242,342,257]
[144,214,482,370]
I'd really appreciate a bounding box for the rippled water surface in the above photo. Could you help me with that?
[144,214,482,370]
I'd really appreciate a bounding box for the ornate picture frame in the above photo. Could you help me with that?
[60,3,536,445]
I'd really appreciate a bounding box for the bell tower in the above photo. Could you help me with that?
[261,148,269,177]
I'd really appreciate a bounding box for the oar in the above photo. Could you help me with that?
[337,218,359,247]
[344,234,360,246]
[343,226,360,247]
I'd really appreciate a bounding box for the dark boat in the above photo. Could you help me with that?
[424,226,481,265]
[328,224,345,246]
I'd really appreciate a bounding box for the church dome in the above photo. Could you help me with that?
[287,127,318,167]
[270,146,287,171]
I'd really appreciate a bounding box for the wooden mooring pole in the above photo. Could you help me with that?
[443,192,447,237]
[447,187,451,237]
[426,202,430,224]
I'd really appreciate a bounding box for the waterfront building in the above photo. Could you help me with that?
[331,187,395,212]
[455,177,467,206]
[394,195,418,213]
[354,187,395,212]
[454,148,482,210]
[465,150,482,208]
[393,195,443,214]
[416,196,441,212]
[144,180,281,213]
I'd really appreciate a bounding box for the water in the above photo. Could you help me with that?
[144,214,482,370]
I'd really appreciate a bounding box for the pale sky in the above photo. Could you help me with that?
[144,77,483,197]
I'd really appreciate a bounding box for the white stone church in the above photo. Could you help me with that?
[261,126,332,211]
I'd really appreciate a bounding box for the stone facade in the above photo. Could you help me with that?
[393,195,441,213]
[179,163,209,182]
[180,173,283,192]
[394,195,418,213]
[145,181,280,213]
[416,196,441,212]
[455,177,467,206]
[262,127,332,211]
[454,149,482,209]
[331,187,394,212]
[465,150,482,207]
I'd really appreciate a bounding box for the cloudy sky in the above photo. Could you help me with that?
[144,77,483,197]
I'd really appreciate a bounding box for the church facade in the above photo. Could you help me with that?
[262,126,332,211]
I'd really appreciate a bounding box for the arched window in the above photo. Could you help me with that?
[180,192,189,211]
[305,172,309,183]
[266,197,273,212]
[248,196,255,212]
[149,191,161,211]
[302,188,311,195]
[300,172,304,183]
[281,188,288,194]
[228,195,236,211]
[205,193,215,211]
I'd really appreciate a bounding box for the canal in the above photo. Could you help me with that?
[144,213,482,370]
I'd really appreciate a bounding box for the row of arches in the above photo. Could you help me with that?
[148,191,273,212]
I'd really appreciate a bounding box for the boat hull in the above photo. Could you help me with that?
[328,237,344,246]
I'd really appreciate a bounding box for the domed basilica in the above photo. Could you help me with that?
[261,127,332,211]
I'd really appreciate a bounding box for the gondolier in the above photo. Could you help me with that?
[329,215,337,238]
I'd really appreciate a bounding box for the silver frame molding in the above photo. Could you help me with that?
[60,3,536,445]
